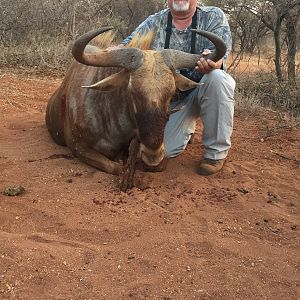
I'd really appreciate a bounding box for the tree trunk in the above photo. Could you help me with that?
[286,12,298,85]
[274,14,284,81]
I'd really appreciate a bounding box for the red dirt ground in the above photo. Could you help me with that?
[0,68,299,300]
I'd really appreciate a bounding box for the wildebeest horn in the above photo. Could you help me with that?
[72,27,144,70]
[162,30,227,70]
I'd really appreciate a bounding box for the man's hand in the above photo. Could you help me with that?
[195,49,223,74]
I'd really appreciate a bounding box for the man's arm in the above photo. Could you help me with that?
[196,7,232,74]
[196,49,223,73]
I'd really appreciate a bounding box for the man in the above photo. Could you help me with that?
[117,0,236,175]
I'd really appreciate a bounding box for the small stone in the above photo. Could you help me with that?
[237,187,249,194]
[269,227,280,234]
[3,186,25,196]
[267,192,277,198]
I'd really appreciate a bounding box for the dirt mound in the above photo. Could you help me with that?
[0,69,299,299]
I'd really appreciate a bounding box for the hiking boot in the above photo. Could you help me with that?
[197,158,225,176]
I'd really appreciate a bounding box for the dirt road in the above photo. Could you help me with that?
[0,69,299,299]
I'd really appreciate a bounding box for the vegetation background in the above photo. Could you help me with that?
[0,0,299,114]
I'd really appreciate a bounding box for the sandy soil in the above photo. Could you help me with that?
[0,68,299,300]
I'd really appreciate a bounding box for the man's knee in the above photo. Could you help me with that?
[199,70,236,104]
[203,69,235,88]
[205,68,225,81]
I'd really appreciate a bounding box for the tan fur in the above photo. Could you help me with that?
[127,30,155,50]
[46,29,194,176]
[93,31,115,48]
[92,29,155,50]
[132,51,176,106]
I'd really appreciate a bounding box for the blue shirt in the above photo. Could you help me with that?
[122,6,232,62]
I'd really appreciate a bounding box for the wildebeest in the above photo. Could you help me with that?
[46,27,226,181]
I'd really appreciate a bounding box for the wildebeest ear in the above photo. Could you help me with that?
[82,70,130,91]
[173,72,200,92]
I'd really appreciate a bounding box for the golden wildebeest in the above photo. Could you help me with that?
[46,27,226,177]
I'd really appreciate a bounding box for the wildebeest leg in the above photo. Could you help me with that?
[46,91,66,146]
[74,145,122,175]
[119,137,140,191]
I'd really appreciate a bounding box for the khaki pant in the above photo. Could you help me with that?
[164,69,236,160]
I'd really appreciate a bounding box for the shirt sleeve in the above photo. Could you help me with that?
[202,7,232,60]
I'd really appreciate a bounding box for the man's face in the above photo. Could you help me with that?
[168,0,194,12]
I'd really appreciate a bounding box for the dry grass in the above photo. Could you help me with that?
[0,37,73,70]
[1,35,298,116]
[229,53,300,117]
[235,72,299,115]
[228,54,275,74]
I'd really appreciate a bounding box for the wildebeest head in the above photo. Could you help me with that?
[72,27,226,168]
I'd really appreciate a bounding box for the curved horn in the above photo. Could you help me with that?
[72,27,144,70]
[162,30,227,70]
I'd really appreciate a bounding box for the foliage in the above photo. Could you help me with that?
[236,72,300,115]
[201,0,299,84]
[0,0,165,68]
[0,0,299,113]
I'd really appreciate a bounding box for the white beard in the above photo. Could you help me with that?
[172,1,190,12]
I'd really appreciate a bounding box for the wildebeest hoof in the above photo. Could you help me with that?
[142,157,168,172]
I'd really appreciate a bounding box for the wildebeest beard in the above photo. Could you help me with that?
[135,107,169,150]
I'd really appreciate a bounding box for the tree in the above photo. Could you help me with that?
[200,0,271,70]
[241,0,300,84]
[201,0,299,84]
